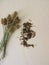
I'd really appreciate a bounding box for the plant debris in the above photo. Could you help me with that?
[20,22,36,47]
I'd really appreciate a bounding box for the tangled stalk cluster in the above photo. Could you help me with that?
[0,11,21,59]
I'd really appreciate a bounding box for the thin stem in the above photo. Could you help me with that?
[0,28,10,59]
[2,31,9,58]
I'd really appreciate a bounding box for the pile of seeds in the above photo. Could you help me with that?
[20,22,36,47]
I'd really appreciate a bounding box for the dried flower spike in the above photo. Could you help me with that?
[1,18,7,25]
[12,11,18,19]
[0,11,21,59]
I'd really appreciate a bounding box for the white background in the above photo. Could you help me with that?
[0,0,49,65]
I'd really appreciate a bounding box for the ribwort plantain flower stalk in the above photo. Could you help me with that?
[0,11,21,59]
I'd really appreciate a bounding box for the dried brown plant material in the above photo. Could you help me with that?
[20,22,36,47]
[12,11,18,19]
[1,18,7,25]
[0,11,21,59]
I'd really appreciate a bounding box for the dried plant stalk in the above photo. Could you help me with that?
[0,11,21,59]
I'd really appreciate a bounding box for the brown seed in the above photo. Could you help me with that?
[32,31,36,38]
[27,32,32,39]
[22,40,27,46]
[23,22,32,28]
